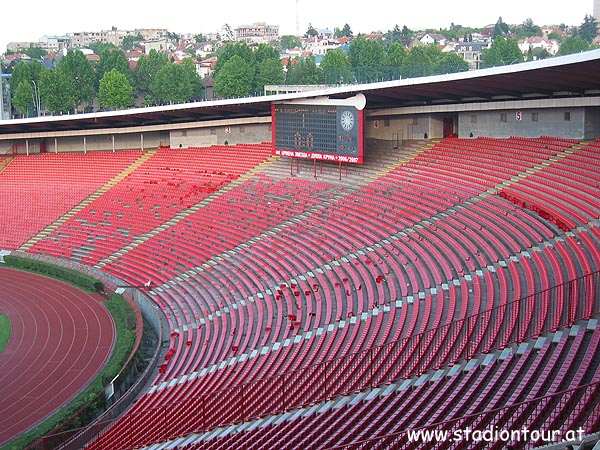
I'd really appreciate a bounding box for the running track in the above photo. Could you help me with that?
[0,268,115,446]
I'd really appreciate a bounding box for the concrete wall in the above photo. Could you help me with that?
[458,107,591,140]
[0,141,12,154]
[169,123,272,148]
[46,132,162,153]
[365,116,430,149]
[585,107,600,139]
[364,113,456,148]
[2,132,164,155]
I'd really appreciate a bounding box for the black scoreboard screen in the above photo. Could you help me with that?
[272,103,364,164]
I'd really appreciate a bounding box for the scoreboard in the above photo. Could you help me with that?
[272,96,365,164]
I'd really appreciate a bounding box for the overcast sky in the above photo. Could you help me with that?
[1,0,593,53]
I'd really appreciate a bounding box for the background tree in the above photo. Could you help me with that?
[122,34,143,51]
[577,14,598,43]
[348,36,386,67]
[252,44,283,93]
[399,25,413,47]
[12,81,35,117]
[385,42,406,80]
[39,67,77,114]
[180,58,204,100]
[348,36,388,82]
[385,25,403,44]
[438,52,470,74]
[213,42,255,78]
[305,24,319,39]
[285,56,323,85]
[214,55,255,98]
[334,23,353,38]
[402,45,433,78]
[423,45,445,65]
[547,30,563,42]
[23,47,48,60]
[134,49,168,97]
[386,42,406,66]
[526,46,535,61]
[320,49,354,84]
[443,23,477,41]
[492,17,510,39]
[89,42,117,56]
[342,23,353,37]
[532,47,551,60]
[57,50,95,112]
[96,48,131,87]
[557,36,590,55]
[518,18,542,38]
[98,68,134,110]
[9,60,45,97]
[483,37,523,67]
[150,63,193,104]
[254,58,284,94]
[280,35,302,50]
[254,43,280,65]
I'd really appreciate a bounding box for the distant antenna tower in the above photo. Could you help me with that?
[296,0,300,37]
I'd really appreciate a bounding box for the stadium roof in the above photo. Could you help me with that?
[1,49,600,136]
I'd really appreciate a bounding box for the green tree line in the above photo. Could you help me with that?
[213,38,470,98]
[7,14,597,111]
[10,48,204,117]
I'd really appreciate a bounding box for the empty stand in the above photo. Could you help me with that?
[2,137,599,449]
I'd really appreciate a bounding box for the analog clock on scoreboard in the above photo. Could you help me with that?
[272,95,365,164]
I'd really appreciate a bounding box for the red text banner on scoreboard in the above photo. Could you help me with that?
[272,103,365,164]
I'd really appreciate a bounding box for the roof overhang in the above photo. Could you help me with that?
[1,49,600,137]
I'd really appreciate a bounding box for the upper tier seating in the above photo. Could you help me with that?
[0,150,143,249]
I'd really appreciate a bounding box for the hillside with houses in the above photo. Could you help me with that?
[0,16,598,118]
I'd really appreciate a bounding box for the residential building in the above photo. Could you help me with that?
[518,36,560,56]
[455,41,490,70]
[69,28,127,48]
[304,38,343,56]
[196,57,217,78]
[6,42,32,53]
[419,33,448,46]
[134,29,168,41]
[195,42,216,59]
[143,39,171,54]
[234,22,279,43]
[316,29,334,39]
[38,35,70,52]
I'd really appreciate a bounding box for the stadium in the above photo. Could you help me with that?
[0,49,600,449]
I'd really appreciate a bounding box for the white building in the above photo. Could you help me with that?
[420,33,448,46]
[518,37,561,56]
[143,39,171,54]
[38,35,70,52]
[454,41,490,70]
[304,38,343,56]
[195,43,216,59]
